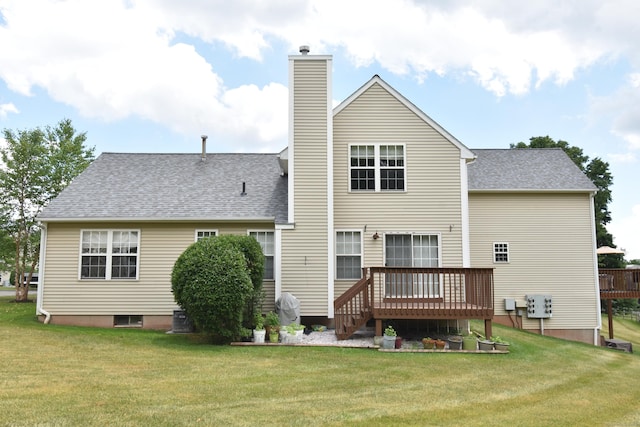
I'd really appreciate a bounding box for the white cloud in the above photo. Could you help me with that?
[2,0,640,150]
[0,102,18,119]
[0,0,288,151]
[609,204,640,261]
[590,74,640,154]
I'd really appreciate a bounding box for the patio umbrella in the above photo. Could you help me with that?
[596,246,625,255]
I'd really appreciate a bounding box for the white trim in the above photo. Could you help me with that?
[460,158,471,267]
[274,226,283,302]
[78,229,141,281]
[334,75,476,160]
[194,229,218,241]
[287,57,296,224]
[326,57,335,318]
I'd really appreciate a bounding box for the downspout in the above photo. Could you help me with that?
[36,222,51,324]
[590,192,601,345]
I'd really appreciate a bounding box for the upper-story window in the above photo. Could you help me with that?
[350,144,405,191]
[80,230,139,280]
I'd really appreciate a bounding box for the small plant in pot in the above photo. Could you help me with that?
[478,337,495,351]
[422,337,436,349]
[265,311,280,334]
[253,313,266,344]
[491,336,510,352]
[284,323,305,344]
[462,334,477,351]
[435,339,447,349]
[448,335,463,350]
[382,325,397,349]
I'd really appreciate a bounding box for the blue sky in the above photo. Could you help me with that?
[0,0,638,259]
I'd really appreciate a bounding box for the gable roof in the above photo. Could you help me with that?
[333,75,477,160]
[467,148,597,192]
[38,153,288,223]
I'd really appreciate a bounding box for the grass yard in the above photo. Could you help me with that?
[2,299,640,426]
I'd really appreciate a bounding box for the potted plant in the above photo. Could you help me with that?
[284,323,305,344]
[382,325,397,349]
[265,311,280,336]
[448,335,463,350]
[253,313,266,344]
[462,334,477,351]
[435,339,447,349]
[492,336,510,352]
[422,337,436,349]
[478,337,495,351]
[269,329,279,343]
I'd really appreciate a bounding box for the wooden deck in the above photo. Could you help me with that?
[334,267,494,340]
[599,269,640,339]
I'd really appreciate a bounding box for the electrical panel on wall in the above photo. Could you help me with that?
[525,295,552,318]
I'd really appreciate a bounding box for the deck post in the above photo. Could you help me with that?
[375,319,382,337]
[484,319,492,341]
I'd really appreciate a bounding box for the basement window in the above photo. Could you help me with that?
[114,315,143,327]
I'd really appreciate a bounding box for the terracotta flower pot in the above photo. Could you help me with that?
[435,339,446,349]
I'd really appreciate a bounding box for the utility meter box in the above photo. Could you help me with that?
[525,295,552,318]
[504,298,516,311]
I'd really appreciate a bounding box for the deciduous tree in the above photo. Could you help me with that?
[0,119,94,301]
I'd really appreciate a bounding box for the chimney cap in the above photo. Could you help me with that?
[299,45,310,55]
[201,135,208,140]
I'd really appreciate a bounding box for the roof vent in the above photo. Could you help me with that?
[201,135,208,161]
[299,45,310,55]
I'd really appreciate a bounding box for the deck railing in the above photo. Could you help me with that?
[334,267,494,340]
[369,267,494,318]
[333,273,373,340]
[599,269,640,298]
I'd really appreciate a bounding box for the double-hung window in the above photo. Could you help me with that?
[249,231,274,280]
[336,231,362,280]
[493,242,509,263]
[80,230,139,280]
[350,144,405,191]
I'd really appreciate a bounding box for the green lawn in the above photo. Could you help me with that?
[2,298,640,426]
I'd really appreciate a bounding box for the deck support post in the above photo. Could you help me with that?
[484,319,492,341]
[607,299,614,339]
[375,319,382,337]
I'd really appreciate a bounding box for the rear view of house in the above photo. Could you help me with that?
[36,48,600,344]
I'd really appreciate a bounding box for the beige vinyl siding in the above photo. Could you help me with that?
[333,82,464,298]
[469,192,599,330]
[42,222,276,315]
[280,57,330,315]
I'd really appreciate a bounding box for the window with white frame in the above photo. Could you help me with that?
[249,231,274,280]
[80,230,139,280]
[336,231,362,279]
[195,230,217,241]
[350,144,405,191]
[493,242,509,263]
[385,233,440,297]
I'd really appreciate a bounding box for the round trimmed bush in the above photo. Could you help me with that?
[171,236,258,342]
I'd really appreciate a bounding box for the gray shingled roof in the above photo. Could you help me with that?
[39,153,289,223]
[467,148,597,191]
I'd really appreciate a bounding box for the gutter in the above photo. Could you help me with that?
[36,222,51,324]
